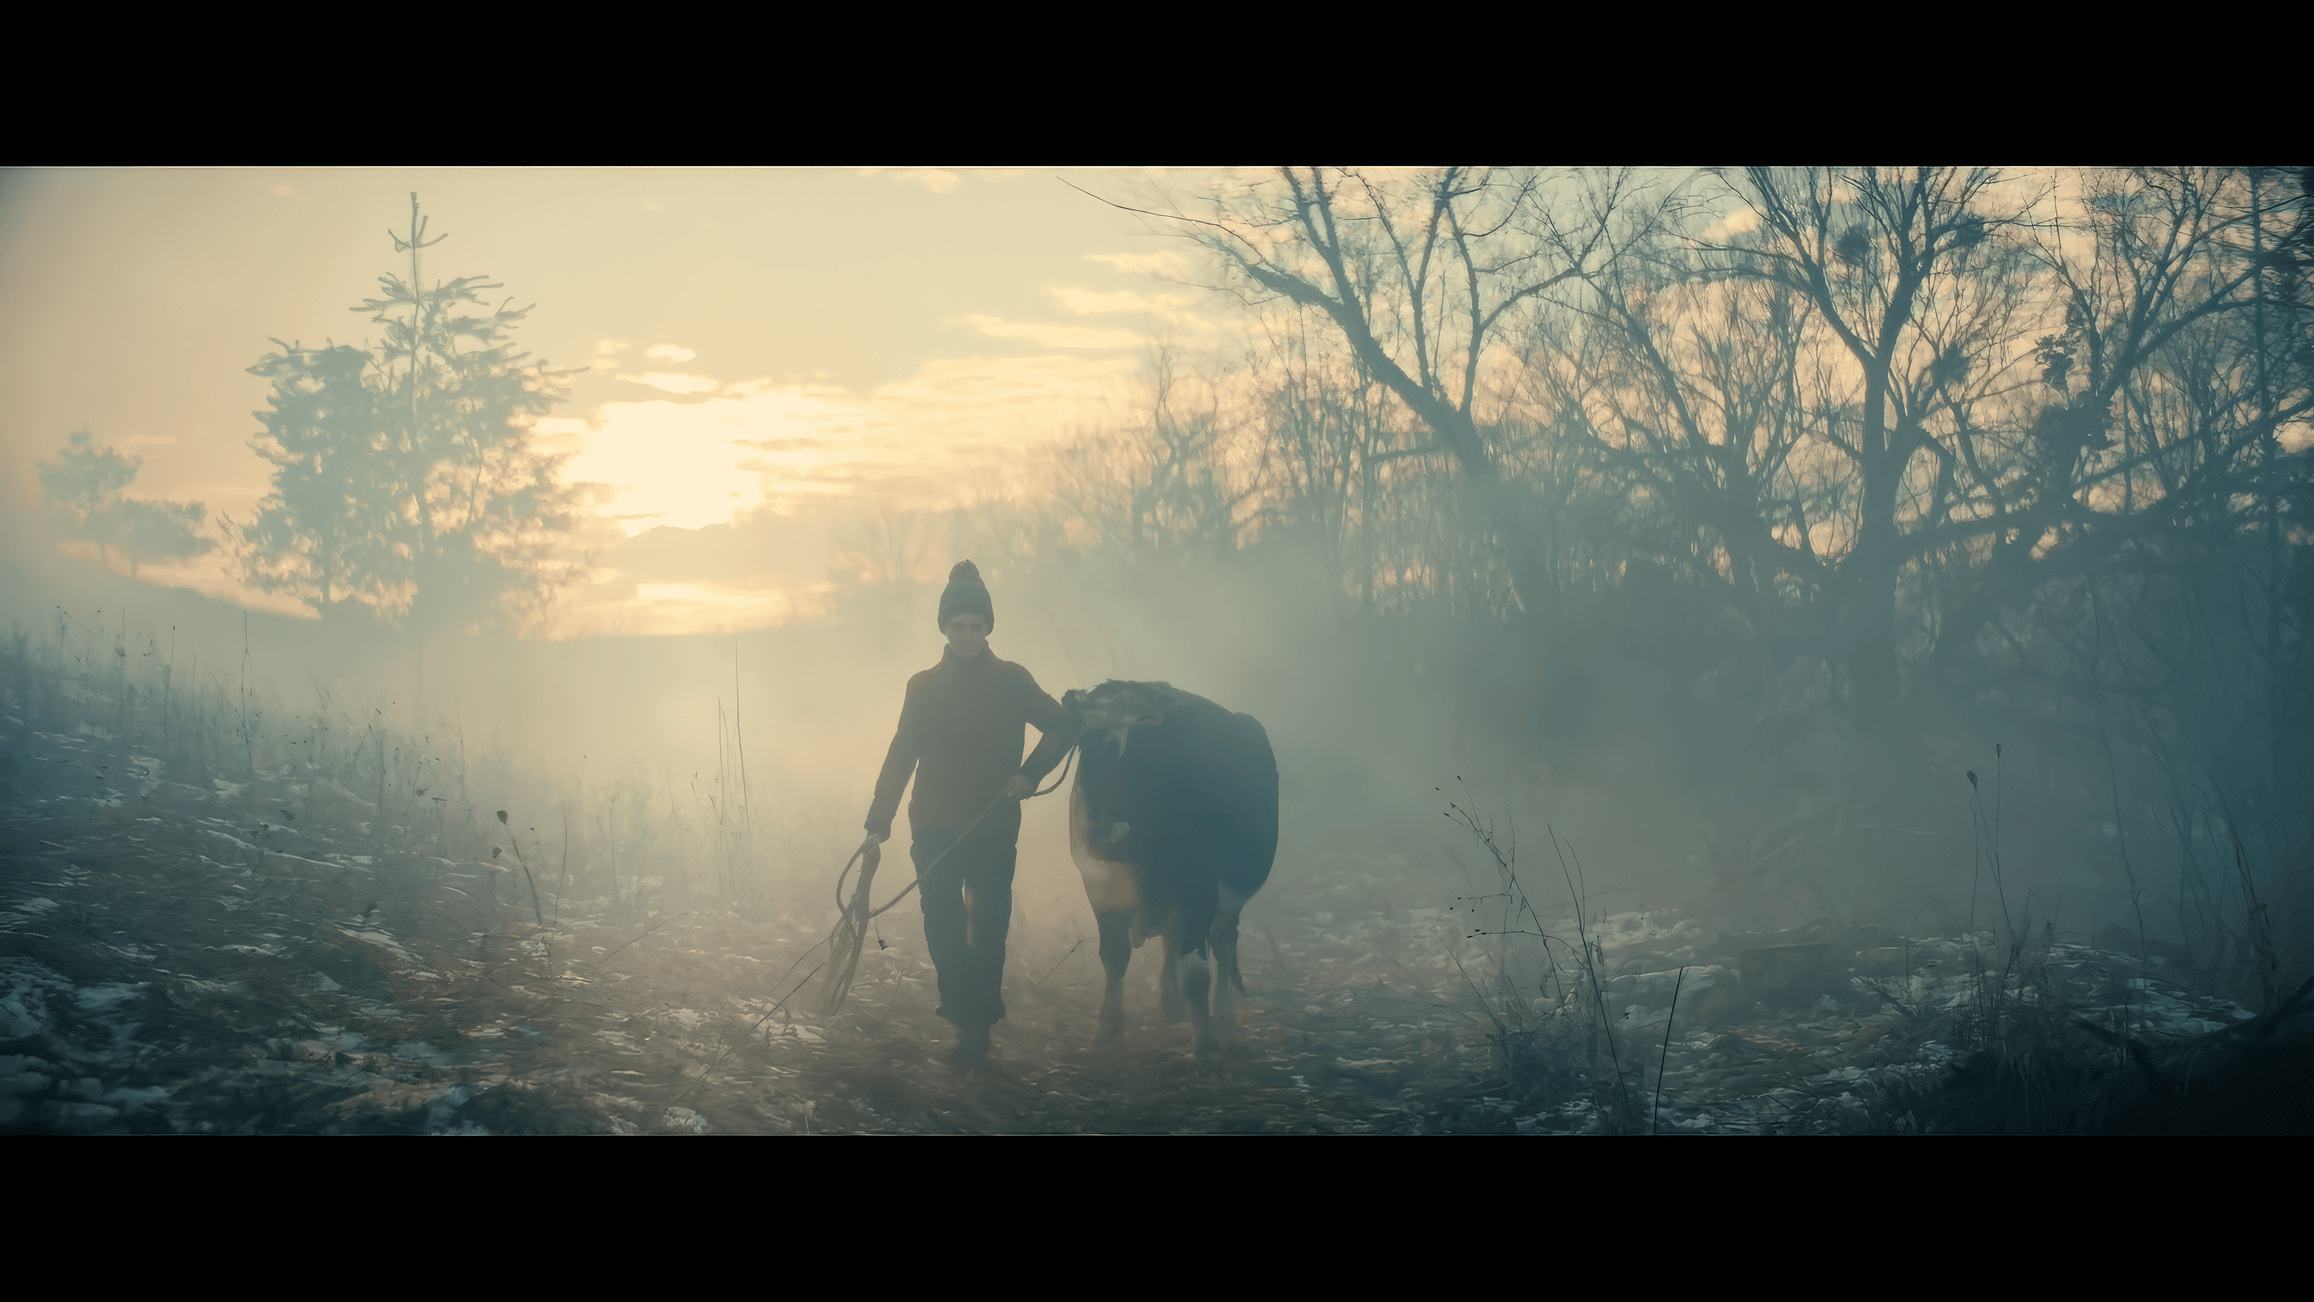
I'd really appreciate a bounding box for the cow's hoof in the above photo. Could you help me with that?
[1091,1021,1123,1047]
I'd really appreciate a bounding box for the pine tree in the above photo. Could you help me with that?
[239,195,582,641]
[241,342,394,608]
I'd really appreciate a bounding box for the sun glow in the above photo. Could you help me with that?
[552,352,1138,541]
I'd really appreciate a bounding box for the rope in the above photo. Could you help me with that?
[832,744,1078,920]
[818,744,1078,1016]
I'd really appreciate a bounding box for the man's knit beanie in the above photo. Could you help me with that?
[937,560,994,632]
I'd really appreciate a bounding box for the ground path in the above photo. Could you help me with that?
[4,706,2284,1134]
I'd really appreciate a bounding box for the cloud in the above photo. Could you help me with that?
[591,339,630,372]
[958,315,1145,350]
[618,372,720,395]
[860,167,962,195]
[269,183,310,203]
[122,434,177,448]
[1700,208,1762,241]
[1052,287,1184,315]
[1084,249,1198,279]
[538,348,1143,633]
[545,508,866,637]
[641,199,664,213]
[1050,285,1209,329]
[547,351,1137,541]
[645,343,696,362]
[604,512,834,586]
[732,437,831,453]
[854,167,1027,193]
[560,578,838,639]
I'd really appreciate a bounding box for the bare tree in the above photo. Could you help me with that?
[835,505,936,586]
[1526,254,1832,632]
[1098,167,1662,618]
[1674,166,2053,728]
[1963,169,2314,838]
[1043,346,1258,569]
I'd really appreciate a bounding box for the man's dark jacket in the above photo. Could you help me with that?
[864,645,1075,841]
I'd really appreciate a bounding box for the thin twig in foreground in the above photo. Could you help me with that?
[665,958,828,1113]
[1654,966,1687,1136]
[594,911,692,968]
[1030,938,1086,989]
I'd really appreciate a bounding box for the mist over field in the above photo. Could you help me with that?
[4,167,2311,1135]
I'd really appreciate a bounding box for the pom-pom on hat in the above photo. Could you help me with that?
[938,560,994,632]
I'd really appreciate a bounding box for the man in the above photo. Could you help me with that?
[859,560,1075,1068]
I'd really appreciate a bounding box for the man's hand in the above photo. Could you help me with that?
[858,832,886,861]
[1004,775,1034,800]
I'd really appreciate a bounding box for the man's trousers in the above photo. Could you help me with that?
[911,825,1017,1030]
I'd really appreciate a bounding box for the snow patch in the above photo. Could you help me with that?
[74,984,144,1012]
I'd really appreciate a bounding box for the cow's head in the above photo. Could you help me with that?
[1063,680,1181,731]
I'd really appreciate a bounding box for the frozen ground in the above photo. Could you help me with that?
[4,705,2308,1134]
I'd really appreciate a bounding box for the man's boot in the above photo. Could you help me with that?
[949,1024,991,1069]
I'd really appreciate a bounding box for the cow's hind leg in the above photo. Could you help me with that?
[1210,883,1251,1044]
[1093,909,1132,1045]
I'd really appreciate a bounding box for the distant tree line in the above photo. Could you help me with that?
[37,430,213,578]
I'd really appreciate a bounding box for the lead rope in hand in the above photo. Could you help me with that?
[839,742,1078,923]
[816,744,1079,1020]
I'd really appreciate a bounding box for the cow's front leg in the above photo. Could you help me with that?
[1093,909,1133,1045]
[1210,883,1250,1043]
[1159,934,1188,1025]
[1181,944,1219,1063]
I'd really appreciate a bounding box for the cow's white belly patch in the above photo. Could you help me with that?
[1069,780,1139,914]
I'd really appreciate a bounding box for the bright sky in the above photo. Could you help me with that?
[0,167,1232,635]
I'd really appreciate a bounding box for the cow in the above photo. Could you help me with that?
[1060,680,1279,1062]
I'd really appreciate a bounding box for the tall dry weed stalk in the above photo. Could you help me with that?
[1443,782,1645,1131]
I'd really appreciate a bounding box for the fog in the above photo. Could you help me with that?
[4,167,2311,1134]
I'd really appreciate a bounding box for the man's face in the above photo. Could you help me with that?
[944,613,990,655]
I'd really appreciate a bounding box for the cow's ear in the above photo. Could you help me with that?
[1062,689,1084,713]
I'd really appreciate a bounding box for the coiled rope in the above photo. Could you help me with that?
[818,744,1077,1015]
